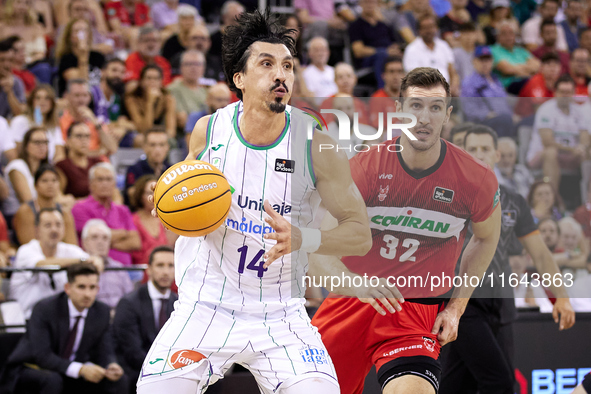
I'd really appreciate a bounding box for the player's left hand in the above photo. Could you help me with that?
[552,298,575,330]
[262,199,292,268]
[431,306,461,346]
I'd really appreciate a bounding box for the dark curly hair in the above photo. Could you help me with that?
[221,9,296,101]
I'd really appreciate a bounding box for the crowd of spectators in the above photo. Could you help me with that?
[0,0,591,390]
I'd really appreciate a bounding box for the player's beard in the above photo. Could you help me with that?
[269,98,286,113]
[406,127,440,151]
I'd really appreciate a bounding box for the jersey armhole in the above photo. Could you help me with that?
[517,229,540,241]
[196,112,216,161]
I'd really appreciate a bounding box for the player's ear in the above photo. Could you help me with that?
[395,99,402,113]
[443,104,453,124]
[234,72,245,91]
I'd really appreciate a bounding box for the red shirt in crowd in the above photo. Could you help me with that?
[104,0,151,27]
[124,52,172,85]
[12,69,36,94]
[319,95,369,125]
[369,88,398,130]
[531,47,570,75]
[514,73,553,117]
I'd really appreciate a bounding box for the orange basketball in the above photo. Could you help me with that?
[154,160,232,237]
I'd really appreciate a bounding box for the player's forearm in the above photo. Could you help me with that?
[450,233,498,303]
[312,220,372,256]
[308,253,362,297]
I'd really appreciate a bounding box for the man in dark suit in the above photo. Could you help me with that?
[4,263,127,394]
[113,245,177,393]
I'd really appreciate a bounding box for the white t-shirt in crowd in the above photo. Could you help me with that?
[0,116,16,155]
[10,239,88,318]
[302,64,338,99]
[403,37,455,82]
[3,159,37,216]
[527,99,588,163]
[521,15,568,52]
[9,115,64,161]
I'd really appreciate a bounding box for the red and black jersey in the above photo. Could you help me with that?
[344,138,499,298]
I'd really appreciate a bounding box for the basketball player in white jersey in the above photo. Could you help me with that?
[137,10,374,394]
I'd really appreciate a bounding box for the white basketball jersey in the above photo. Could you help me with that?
[175,101,320,314]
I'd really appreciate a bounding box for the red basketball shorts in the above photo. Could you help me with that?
[312,297,444,394]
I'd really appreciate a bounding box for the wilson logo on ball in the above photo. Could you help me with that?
[162,163,214,185]
[169,350,206,369]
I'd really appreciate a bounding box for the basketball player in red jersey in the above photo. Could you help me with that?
[311,67,502,394]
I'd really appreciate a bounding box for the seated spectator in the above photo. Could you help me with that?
[81,219,133,309]
[125,27,172,88]
[496,137,534,199]
[169,23,224,82]
[59,79,118,157]
[439,0,474,48]
[161,5,199,64]
[527,180,565,223]
[349,0,400,89]
[9,208,102,318]
[448,121,475,148]
[301,37,338,99]
[531,20,570,74]
[557,216,589,275]
[10,84,65,162]
[453,22,478,83]
[369,56,404,130]
[325,94,378,159]
[527,75,588,193]
[56,122,108,199]
[209,1,245,59]
[167,50,208,131]
[573,181,591,243]
[403,14,459,94]
[56,19,106,97]
[125,127,170,202]
[5,263,126,393]
[398,0,433,38]
[539,217,561,252]
[0,40,26,119]
[104,0,151,50]
[125,65,177,139]
[560,0,586,53]
[184,83,231,145]
[72,162,141,266]
[579,29,591,61]
[151,0,193,35]
[482,0,516,46]
[3,127,49,223]
[570,48,591,102]
[319,63,369,125]
[113,246,177,392]
[491,20,540,94]
[461,46,515,137]
[56,0,114,56]
[515,52,562,119]
[521,0,568,52]
[0,0,50,84]
[6,35,37,95]
[130,176,177,266]
[13,164,77,245]
[0,115,17,161]
[91,59,137,147]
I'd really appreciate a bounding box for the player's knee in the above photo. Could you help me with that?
[277,373,340,394]
[378,356,440,394]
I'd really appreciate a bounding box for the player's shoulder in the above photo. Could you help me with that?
[444,140,496,186]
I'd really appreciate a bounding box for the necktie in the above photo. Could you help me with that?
[61,316,82,359]
[158,298,168,329]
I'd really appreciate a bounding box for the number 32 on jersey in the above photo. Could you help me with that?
[380,235,420,262]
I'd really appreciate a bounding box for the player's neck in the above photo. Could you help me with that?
[399,138,442,172]
[239,103,286,146]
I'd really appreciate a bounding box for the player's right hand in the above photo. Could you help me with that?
[147,181,157,217]
[357,277,404,316]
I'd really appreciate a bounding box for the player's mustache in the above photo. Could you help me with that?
[270,82,289,93]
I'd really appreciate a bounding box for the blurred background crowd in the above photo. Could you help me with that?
[0,0,590,391]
